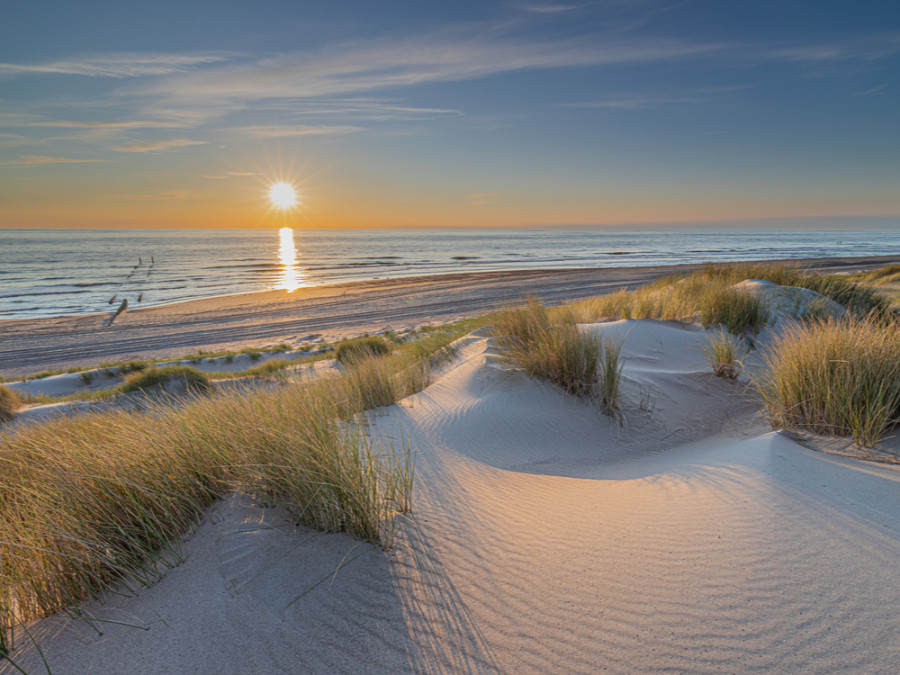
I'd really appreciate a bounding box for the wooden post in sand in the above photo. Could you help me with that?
[109,298,127,325]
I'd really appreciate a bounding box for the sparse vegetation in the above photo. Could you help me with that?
[572,263,894,329]
[599,337,624,414]
[121,365,211,395]
[0,385,20,422]
[493,297,621,412]
[756,315,900,447]
[334,336,390,364]
[0,317,495,653]
[699,287,769,334]
[702,330,746,380]
[244,358,293,379]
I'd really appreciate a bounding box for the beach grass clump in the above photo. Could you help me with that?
[573,263,895,328]
[849,263,900,285]
[493,297,604,399]
[698,286,770,334]
[334,336,391,364]
[0,385,20,421]
[121,365,211,395]
[244,358,293,379]
[702,330,746,380]
[756,315,900,447]
[599,338,623,413]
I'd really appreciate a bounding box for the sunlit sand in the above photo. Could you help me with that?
[2,258,900,673]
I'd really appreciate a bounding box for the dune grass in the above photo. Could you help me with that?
[492,297,624,413]
[0,321,478,653]
[0,385,20,422]
[572,263,894,331]
[756,315,900,447]
[121,365,212,394]
[598,337,623,414]
[702,330,746,380]
[334,336,390,364]
[847,264,900,310]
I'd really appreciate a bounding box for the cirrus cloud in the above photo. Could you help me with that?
[111,138,207,152]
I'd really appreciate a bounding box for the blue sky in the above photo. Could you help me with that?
[1,0,899,228]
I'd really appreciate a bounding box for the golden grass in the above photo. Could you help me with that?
[121,365,212,394]
[0,386,19,422]
[0,319,484,654]
[756,315,900,447]
[702,330,746,380]
[571,263,894,331]
[492,297,622,414]
[334,336,390,364]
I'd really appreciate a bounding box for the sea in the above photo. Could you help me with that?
[1,228,899,320]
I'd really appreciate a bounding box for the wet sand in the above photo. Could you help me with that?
[2,255,898,378]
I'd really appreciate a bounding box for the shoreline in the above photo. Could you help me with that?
[2,253,898,377]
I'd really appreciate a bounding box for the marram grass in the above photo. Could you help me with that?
[702,330,747,380]
[571,263,894,330]
[0,386,19,422]
[492,297,621,414]
[121,364,211,394]
[0,324,476,654]
[334,336,390,364]
[756,315,900,447]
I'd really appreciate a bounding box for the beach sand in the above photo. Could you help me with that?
[2,255,898,378]
[3,255,900,673]
[5,318,900,674]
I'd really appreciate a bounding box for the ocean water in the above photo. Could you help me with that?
[1,228,898,320]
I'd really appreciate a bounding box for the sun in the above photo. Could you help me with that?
[269,182,298,209]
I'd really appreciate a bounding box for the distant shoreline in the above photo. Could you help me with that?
[2,254,898,377]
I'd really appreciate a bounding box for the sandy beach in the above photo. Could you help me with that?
[2,255,899,378]
[5,312,900,673]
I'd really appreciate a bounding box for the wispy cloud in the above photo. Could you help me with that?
[853,83,887,96]
[0,53,228,78]
[134,34,723,108]
[225,124,363,138]
[111,138,207,152]
[4,155,112,166]
[768,32,900,64]
[24,120,185,129]
[511,2,582,13]
[283,99,464,122]
[564,85,751,109]
[106,190,195,200]
[203,171,261,179]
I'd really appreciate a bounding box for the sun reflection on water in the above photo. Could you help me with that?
[277,227,306,291]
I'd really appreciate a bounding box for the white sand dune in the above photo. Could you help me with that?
[6,321,900,673]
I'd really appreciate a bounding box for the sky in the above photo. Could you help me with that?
[1,0,899,229]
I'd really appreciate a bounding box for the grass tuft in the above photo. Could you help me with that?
[599,338,624,414]
[493,297,612,402]
[699,287,769,334]
[702,330,746,380]
[756,315,900,447]
[334,336,390,364]
[0,385,20,422]
[121,365,211,395]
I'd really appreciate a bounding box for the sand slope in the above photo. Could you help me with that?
[6,322,900,673]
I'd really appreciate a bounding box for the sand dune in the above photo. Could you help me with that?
[7,319,900,674]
